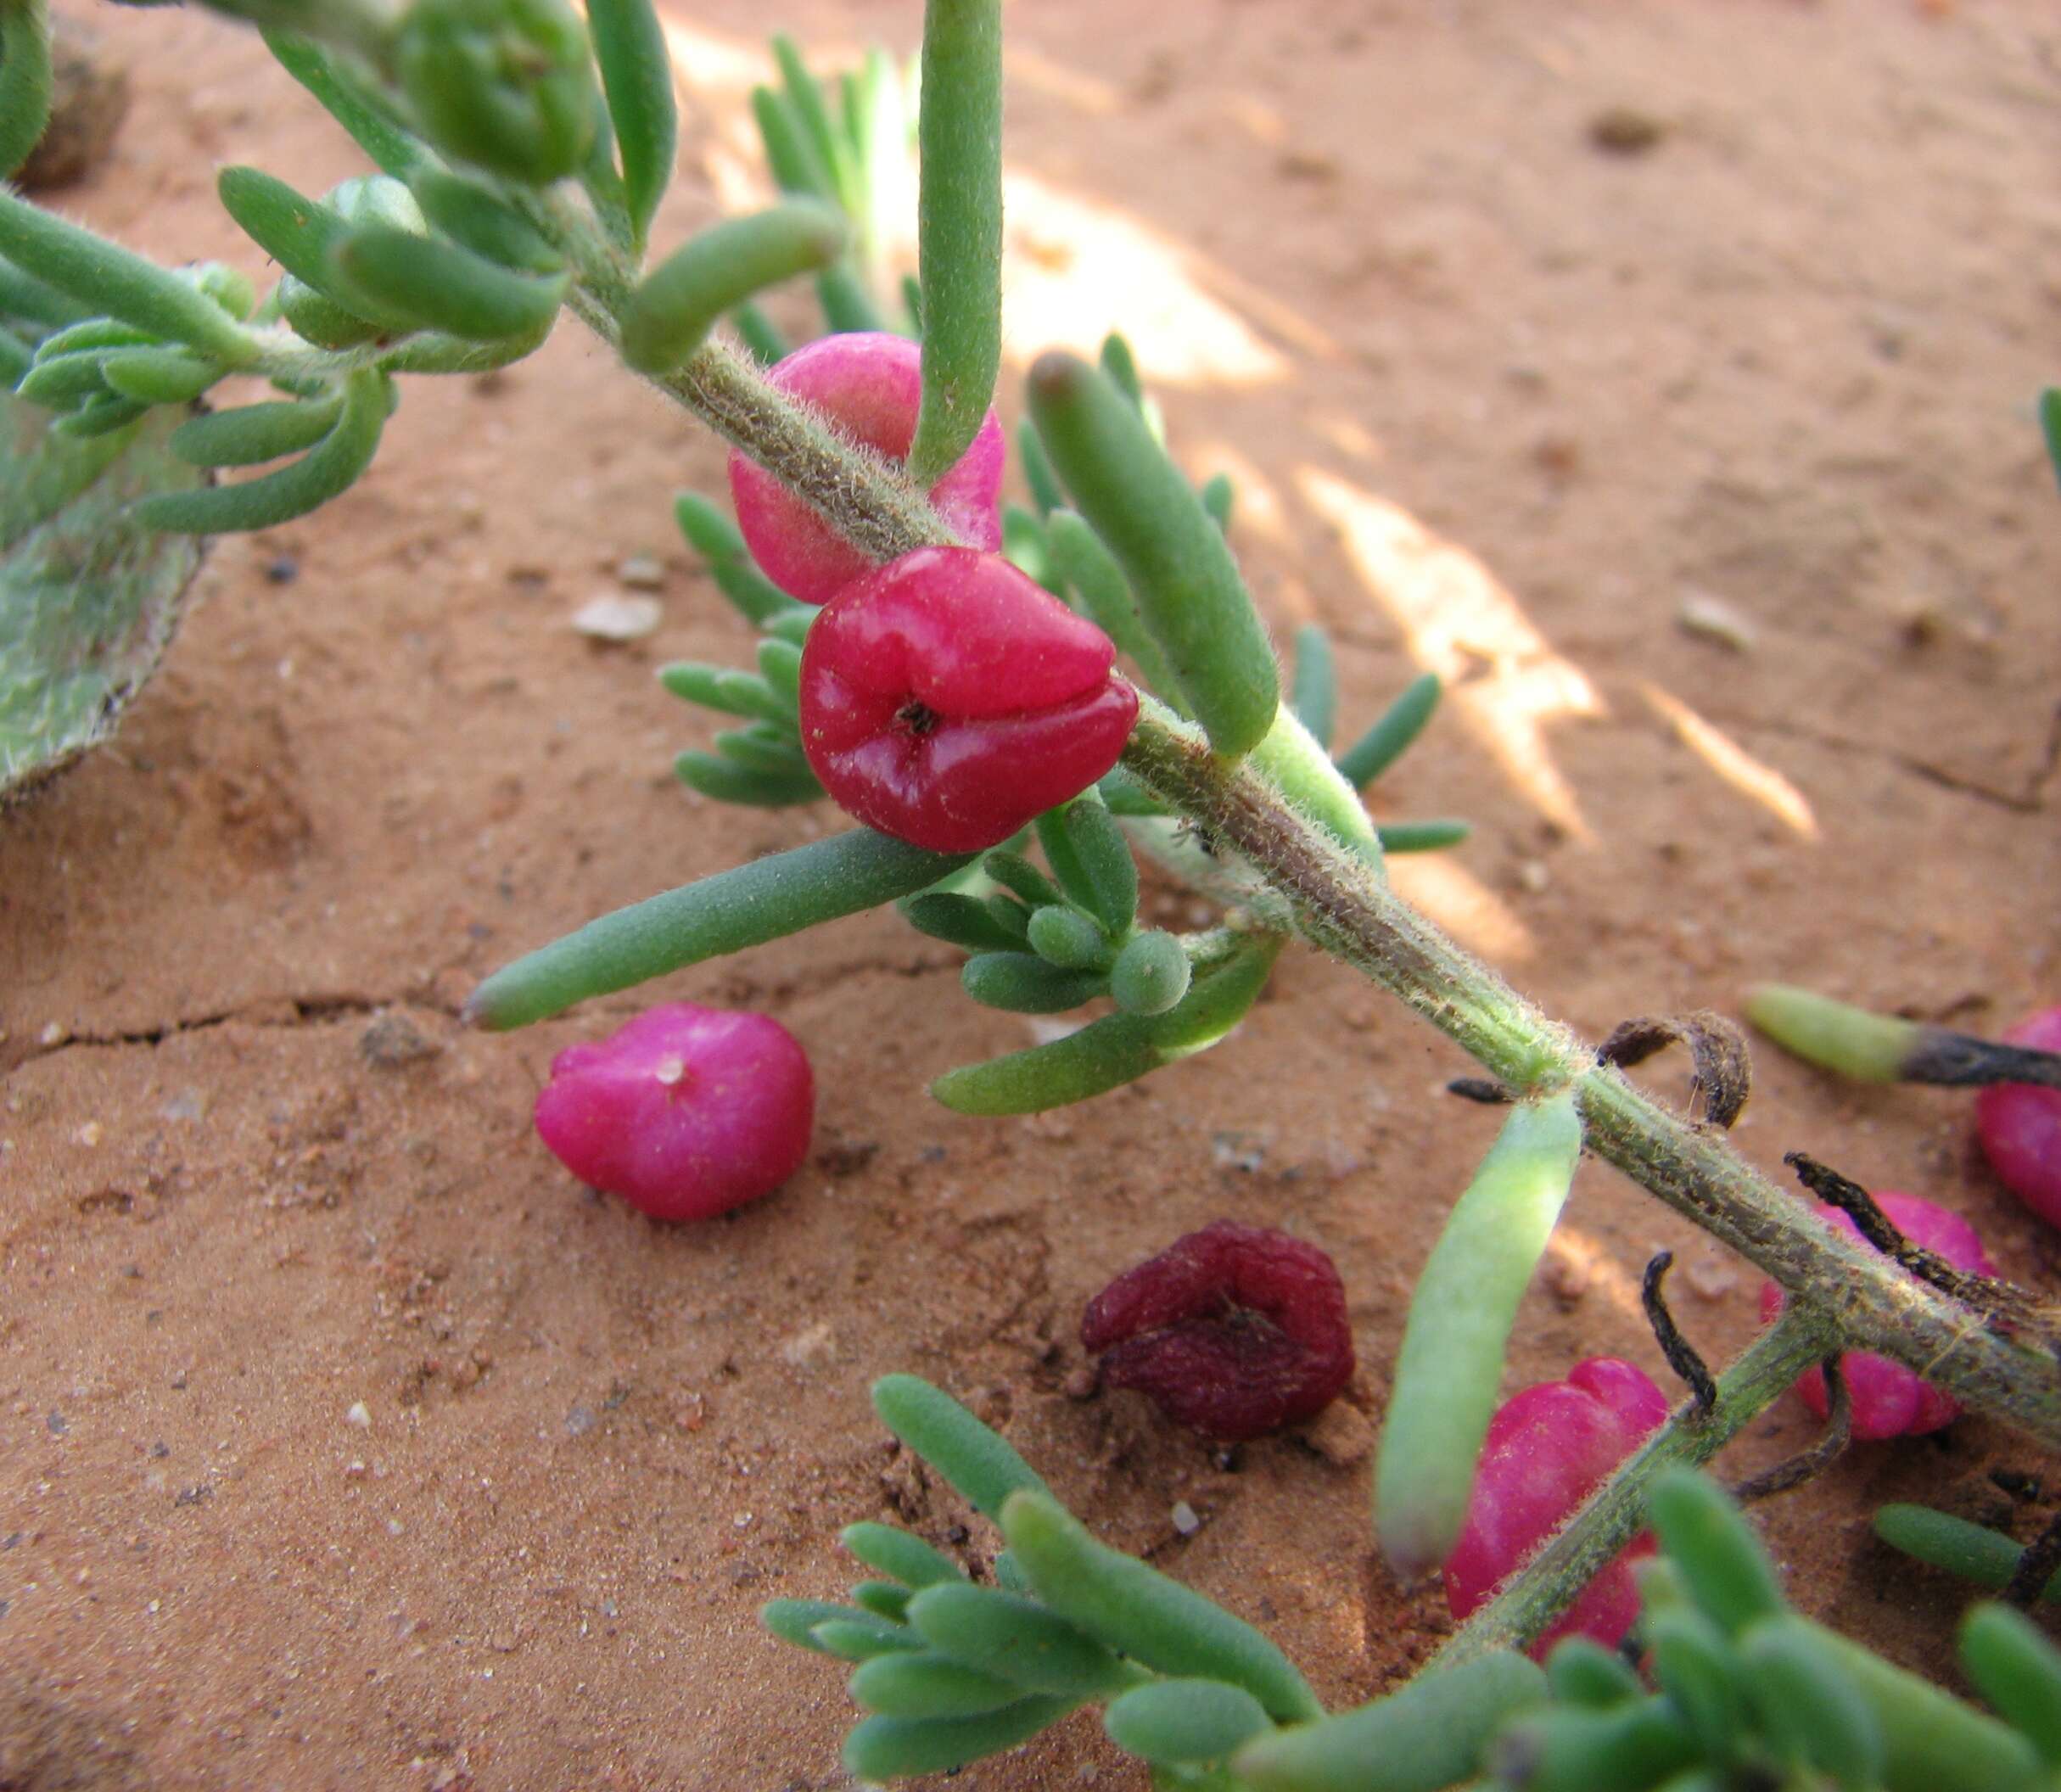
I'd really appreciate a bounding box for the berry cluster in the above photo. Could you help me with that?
[732,333,1138,853]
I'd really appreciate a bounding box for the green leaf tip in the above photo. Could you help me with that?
[1375,1090,1582,1579]
[999,1487,1323,1724]
[1233,1651,1545,1792]
[1104,1679,1270,1767]
[1873,1504,2061,1607]
[465,829,972,1029]
[930,928,1280,1114]
[135,367,386,534]
[1644,1467,1786,1637]
[907,0,1003,485]
[0,188,254,365]
[328,226,567,343]
[620,202,847,374]
[1335,670,1442,790]
[1741,983,1917,1083]
[842,1697,1078,1782]
[1028,350,1278,760]
[904,1583,1133,1700]
[1958,1603,2061,1767]
[587,0,677,249]
[869,1374,1053,1520]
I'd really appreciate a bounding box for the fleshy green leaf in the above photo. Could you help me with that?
[870,1375,1054,1522]
[1289,624,1336,750]
[1335,671,1441,790]
[587,0,677,249]
[620,202,847,374]
[465,829,974,1028]
[0,189,253,364]
[135,366,386,534]
[1000,1489,1322,1724]
[1028,353,1277,759]
[906,0,1002,484]
[1105,1679,1271,1767]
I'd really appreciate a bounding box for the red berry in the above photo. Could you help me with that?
[534,1002,813,1221]
[1758,1189,1996,1440]
[1975,1005,2061,1228]
[728,331,1005,604]
[1079,1220,1356,1443]
[798,546,1139,853]
[1443,1358,1672,1657]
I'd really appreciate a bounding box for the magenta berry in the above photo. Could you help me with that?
[1975,1005,2061,1228]
[533,1002,813,1221]
[1443,1358,1671,1657]
[1079,1220,1356,1443]
[798,546,1139,853]
[728,331,1005,604]
[1759,1189,1997,1440]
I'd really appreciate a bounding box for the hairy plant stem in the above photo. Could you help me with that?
[1433,1304,1840,1666]
[1119,698,2061,1453]
[540,194,959,566]
[530,188,2061,1453]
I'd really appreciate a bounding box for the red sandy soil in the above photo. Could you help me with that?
[3,3,2058,1787]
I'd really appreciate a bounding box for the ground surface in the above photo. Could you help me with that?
[3,3,2060,1788]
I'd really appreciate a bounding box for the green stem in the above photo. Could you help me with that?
[534,191,958,567]
[1434,1305,1840,1666]
[1119,698,2061,1453]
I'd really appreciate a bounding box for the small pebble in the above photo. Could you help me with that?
[345,1401,372,1429]
[571,594,663,641]
[264,556,300,585]
[616,553,666,590]
[1677,591,1757,652]
[360,1012,440,1068]
[566,1404,598,1436]
[1211,1133,1267,1173]
[40,1022,66,1047]
[1544,1255,1589,1308]
[1684,1254,1738,1301]
[778,1320,837,1367]
[1589,106,1666,155]
[1170,1500,1202,1537]
[1302,1400,1374,1466]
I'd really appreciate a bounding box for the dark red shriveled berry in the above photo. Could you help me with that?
[1080,1219,1356,1443]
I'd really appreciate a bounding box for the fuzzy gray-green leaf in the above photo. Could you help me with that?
[1,389,206,803]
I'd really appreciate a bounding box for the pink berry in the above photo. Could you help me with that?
[798,546,1138,853]
[728,332,1005,604]
[534,1002,813,1221]
[1444,1358,1672,1658]
[1975,1005,2061,1227]
[1759,1189,1997,1440]
[1079,1220,1356,1443]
